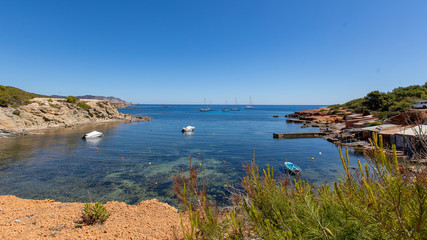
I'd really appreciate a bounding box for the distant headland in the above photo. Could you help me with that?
[0,85,149,136]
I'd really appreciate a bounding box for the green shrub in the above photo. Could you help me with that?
[328,104,341,110]
[12,109,20,116]
[0,98,9,107]
[176,135,427,239]
[328,109,338,115]
[367,121,382,126]
[0,85,47,107]
[66,96,78,103]
[48,98,53,102]
[332,83,427,119]
[77,101,91,110]
[81,202,111,225]
[49,103,60,109]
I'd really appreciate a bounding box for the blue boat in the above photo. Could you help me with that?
[284,162,301,175]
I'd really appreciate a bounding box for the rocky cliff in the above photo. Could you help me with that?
[0,97,149,133]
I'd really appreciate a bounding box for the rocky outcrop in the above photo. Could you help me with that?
[288,107,351,124]
[0,98,150,132]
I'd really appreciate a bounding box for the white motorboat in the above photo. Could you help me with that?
[182,126,195,133]
[82,131,103,139]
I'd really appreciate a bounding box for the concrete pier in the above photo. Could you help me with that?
[273,132,323,139]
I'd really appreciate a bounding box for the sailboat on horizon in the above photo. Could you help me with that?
[200,98,213,112]
[245,96,255,109]
[222,98,229,112]
[230,97,240,111]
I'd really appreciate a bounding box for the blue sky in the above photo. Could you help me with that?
[1,1,426,104]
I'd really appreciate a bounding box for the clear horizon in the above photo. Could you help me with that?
[1,1,426,105]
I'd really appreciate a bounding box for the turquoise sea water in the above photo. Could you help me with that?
[0,105,365,206]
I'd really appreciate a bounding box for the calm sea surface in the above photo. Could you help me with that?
[0,105,366,206]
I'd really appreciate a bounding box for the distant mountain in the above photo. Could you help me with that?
[50,95,131,105]
[76,95,132,105]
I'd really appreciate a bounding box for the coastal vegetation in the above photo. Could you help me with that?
[77,101,91,110]
[80,202,111,225]
[66,95,92,110]
[0,85,47,107]
[330,83,427,119]
[175,135,426,239]
[0,85,128,109]
[66,95,78,104]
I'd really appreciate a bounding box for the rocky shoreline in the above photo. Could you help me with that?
[286,107,427,167]
[286,107,363,147]
[0,98,150,137]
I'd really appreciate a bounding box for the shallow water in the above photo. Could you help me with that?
[0,105,366,206]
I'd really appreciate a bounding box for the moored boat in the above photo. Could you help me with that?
[182,126,195,133]
[200,98,213,112]
[245,96,255,109]
[82,131,103,139]
[284,161,301,174]
[200,108,212,112]
[230,97,240,111]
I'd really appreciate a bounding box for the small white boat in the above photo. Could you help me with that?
[182,126,195,133]
[82,131,103,139]
[284,161,301,175]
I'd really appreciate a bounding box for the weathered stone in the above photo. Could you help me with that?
[0,98,150,132]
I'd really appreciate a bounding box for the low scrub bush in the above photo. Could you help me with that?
[0,85,46,107]
[12,109,20,116]
[0,98,10,107]
[77,101,91,110]
[66,96,78,103]
[81,202,111,225]
[49,103,60,109]
[333,83,427,119]
[176,135,426,239]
